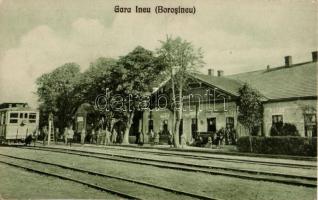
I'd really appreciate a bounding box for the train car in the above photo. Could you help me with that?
[0,103,39,143]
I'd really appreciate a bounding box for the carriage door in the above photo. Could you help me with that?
[207,118,216,133]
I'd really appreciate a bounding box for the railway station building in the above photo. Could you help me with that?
[138,52,317,143]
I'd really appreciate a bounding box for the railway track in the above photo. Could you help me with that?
[100,146,317,169]
[20,146,317,187]
[0,153,219,200]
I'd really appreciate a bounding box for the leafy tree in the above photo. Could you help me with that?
[237,83,263,151]
[237,83,263,134]
[79,57,116,101]
[77,57,117,130]
[36,63,82,130]
[157,36,204,147]
[112,46,166,144]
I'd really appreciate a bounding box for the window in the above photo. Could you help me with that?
[10,113,18,118]
[20,113,23,118]
[272,115,283,125]
[207,118,216,132]
[272,115,283,131]
[29,113,36,123]
[9,112,19,124]
[226,117,234,129]
[24,113,28,118]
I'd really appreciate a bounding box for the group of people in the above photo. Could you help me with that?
[82,127,124,145]
[147,129,178,147]
[193,127,237,148]
[148,130,160,145]
[35,122,237,149]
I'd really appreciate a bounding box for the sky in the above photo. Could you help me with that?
[0,0,317,108]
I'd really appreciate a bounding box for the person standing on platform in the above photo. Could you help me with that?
[138,131,144,146]
[168,131,173,147]
[96,128,101,145]
[105,128,110,145]
[205,136,213,148]
[154,131,160,145]
[42,126,48,146]
[32,128,39,147]
[101,129,106,145]
[112,129,117,144]
[63,127,68,144]
[67,125,74,147]
[80,128,86,145]
[180,134,186,148]
[91,129,96,144]
[149,129,154,145]
[54,128,59,144]
[119,131,124,144]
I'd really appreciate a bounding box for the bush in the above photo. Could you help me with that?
[270,123,299,136]
[237,136,317,156]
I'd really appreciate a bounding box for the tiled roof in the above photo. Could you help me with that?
[227,62,317,100]
[190,73,244,96]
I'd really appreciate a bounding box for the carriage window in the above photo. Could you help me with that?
[10,112,19,123]
[29,113,36,119]
[29,113,36,123]
[20,113,23,118]
[10,119,18,123]
[24,113,28,118]
[10,113,18,118]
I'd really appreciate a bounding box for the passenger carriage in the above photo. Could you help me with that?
[0,103,39,143]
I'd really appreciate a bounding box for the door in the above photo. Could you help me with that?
[191,118,198,138]
[207,118,216,133]
[162,120,168,135]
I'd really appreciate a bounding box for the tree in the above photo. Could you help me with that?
[77,57,117,130]
[36,63,82,130]
[79,57,116,104]
[112,46,166,144]
[157,36,204,147]
[237,83,263,152]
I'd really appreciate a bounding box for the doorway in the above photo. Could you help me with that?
[207,118,216,133]
[191,118,197,138]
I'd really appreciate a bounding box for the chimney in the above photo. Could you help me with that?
[208,69,214,76]
[312,51,317,62]
[217,70,224,77]
[284,56,292,67]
